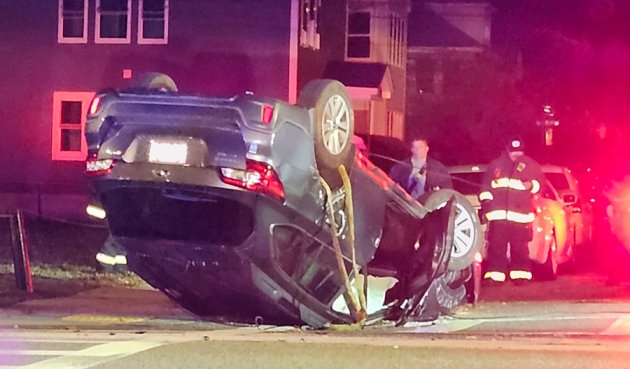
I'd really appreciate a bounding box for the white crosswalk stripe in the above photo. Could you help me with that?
[0,333,164,369]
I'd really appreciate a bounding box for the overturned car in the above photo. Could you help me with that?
[85,74,481,328]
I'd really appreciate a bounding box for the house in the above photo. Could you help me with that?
[407,1,493,97]
[0,0,409,220]
[405,0,499,160]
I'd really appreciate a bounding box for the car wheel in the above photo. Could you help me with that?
[298,79,355,189]
[421,189,483,271]
[533,235,558,281]
[130,72,178,92]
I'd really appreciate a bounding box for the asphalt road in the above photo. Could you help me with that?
[2,272,630,369]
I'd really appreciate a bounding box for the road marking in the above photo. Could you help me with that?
[602,316,630,335]
[60,314,146,324]
[0,340,162,369]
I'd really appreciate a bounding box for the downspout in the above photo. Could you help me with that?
[288,0,299,104]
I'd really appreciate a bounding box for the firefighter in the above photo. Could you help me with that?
[480,137,544,284]
[96,235,128,273]
[389,136,453,200]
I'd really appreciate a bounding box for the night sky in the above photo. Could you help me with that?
[416,0,630,176]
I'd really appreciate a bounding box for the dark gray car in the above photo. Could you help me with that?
[85,74,475,327]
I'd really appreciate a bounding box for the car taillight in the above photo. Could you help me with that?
[88,96,102,115]
[261,104,274,125]
[86,159,114,176]
[220,160,285,201]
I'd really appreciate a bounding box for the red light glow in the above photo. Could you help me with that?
[261,104,274,124]
[220,160,285,201]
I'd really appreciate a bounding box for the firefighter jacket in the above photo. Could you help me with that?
[479,153,544,224]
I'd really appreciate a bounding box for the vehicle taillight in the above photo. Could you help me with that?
[85,159,114,176]
[89,96,102,115]
[220,160,285,201]
[261,104,274,125]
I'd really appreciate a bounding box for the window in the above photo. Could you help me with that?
[139,0,169,44]
[58,0,88,43]
[347,12,370,58]
[52,92,94,161]
[386,111,404,138]
[388,15,406,66]
[300,0,321,50]
[96,0,131,44]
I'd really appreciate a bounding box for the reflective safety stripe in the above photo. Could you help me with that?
[86,205,107,220]
[484,271,506,282]
[491,177,533,191]
[114,255,128,265]
[479,191,493,201]
[531,179,541,194]
[510,270,533,280]
[491,178,510,189]
[485,210,535,223]
[96,253,127,266]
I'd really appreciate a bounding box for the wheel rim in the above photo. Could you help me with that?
[435,201,476,258]
[321,94,350,155]
[452,203,476,258]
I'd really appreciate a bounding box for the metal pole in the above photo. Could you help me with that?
[15,209,33,293]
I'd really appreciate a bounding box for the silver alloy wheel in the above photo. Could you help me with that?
[452,202,475,258]
[321,94,351,155]
[436,201,476,259]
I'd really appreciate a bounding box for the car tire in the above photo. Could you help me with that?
[298,79,355,189]
[421,189,483,271]
[533,236,558,281]
[130,72,178,92]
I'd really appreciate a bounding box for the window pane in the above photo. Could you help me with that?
[546,173,570,191]
[143,0,165,12]
[143,20,165,39]
[347,36,370,58]
[63,18,84,38]
[450,172,485,195]
[61,129,82,152]
[101,14,128,38]
[348,12,370,35]
[61,101,82,124]
[100,0,127,11]
[63,0,84,11]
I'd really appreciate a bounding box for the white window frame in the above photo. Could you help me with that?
[52,91,94,161]
[58,0,88,44]
[95,0,132,44]
[388,15,406,67]
[138,0,169,45]
[299,0,321,50]
[346,11,371,60]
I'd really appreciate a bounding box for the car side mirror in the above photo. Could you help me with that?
[562,194,577,205]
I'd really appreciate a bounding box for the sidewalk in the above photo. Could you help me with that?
[0,285,233,331]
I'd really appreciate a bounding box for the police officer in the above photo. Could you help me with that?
[480,137,544,284]
[389,136,453,200]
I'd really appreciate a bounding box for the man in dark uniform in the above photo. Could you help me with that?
[389,137,453,199]
[480,137,545,284]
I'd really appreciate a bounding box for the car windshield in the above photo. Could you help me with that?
[450,172,485,195]
[546,172,570,191]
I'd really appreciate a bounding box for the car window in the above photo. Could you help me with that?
[546,172,570,192]
[539,183,558,200]
[450,172,485,195]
